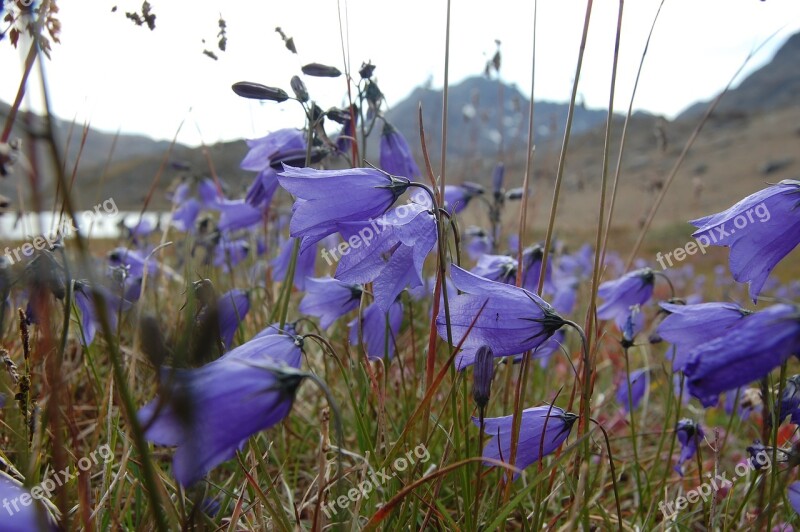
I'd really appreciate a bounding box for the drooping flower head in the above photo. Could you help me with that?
[657,301,752,372]
[616,368,649,413]
[473,405,578,480]
[674,418,704,476]
[348,299,403,360]
[444,183,484,214]
[278,165,410,252]
[138,333,303,486]
[241,128,306,209]
[521,244,554,294]
[464,226,492,261]
[470,253,517,285]
[73,280,131,346]
[216,289,250,349]
[380,122,420,179]
[299,277,362,329]
[597,268,655,322]
[683,303,800,406]
[437,266,567,371]
[690,180,800,303]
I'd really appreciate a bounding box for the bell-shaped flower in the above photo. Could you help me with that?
[657,301,752,372]
[380,122,420,179]
[674,418,704,476]
[437,266,566,370]
[299,277,362,329]
[348,299,403,360]
[138,333,303,486]
[473,405,578,480]
[278,165,410,252]
[216,289,250,349]
[690,180,800,303]
[683,303,800,406]
[616,368,649,413]
[597,268,655,322]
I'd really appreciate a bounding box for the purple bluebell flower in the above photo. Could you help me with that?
[521,244,554,294]
[217,289,250,349]
[473,405,577,480]
[746,441,771,471]
[471,253,517,284]
[617,304,644,349]
[0,472,57,531]
[348,299,403,360]
[674,418,704,476]
[172,198,201,232]
[464,226,492,261]
[683,304,800,406]
[299,277,362,329]
[472,345,494,409]
[216,199,264,232]
[617,368,649,413]
[272,238,316,291]
[597,268,655,322]
[657,301,751,372]
[241,129,305,208]
[443,183,484,214]
[552,277,578,315]
[278,165,410,252]
[73,281,130,346]
[123,217,156,244]
[138,333,303,486]
[690,180,800,303]
[335,203,437,312]
[333,105,358,155]
[198,178,223,208]
[780,375,800,425]
[380,122,420,179]
[437,266,566,371]
[213,239,250,271]
[788,482,800,515]
[245,169,280,210]
[108,247,160,278]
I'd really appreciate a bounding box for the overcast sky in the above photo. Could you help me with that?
[1,0,799,147]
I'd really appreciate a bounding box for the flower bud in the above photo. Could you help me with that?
[232,81,289,102]
[301,63,341,78]
[290,75,309,102]
[472,345,494,409]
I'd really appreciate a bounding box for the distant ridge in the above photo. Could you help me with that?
[678,31,800,119]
